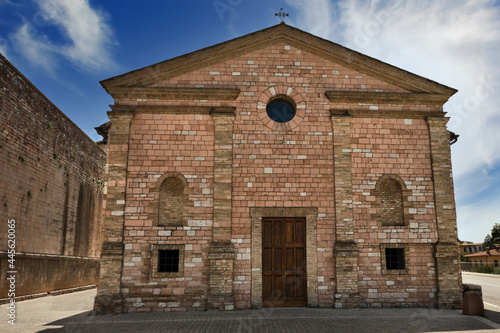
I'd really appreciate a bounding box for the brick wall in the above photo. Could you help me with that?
[119,113,214,312]
[97,26,461,312]
[0,54,105,297]
[350,117,439,306]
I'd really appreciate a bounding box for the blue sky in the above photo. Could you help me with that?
[1,0,499,243]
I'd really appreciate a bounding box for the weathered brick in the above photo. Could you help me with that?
[94,24,461,313]
[0,54,105,299]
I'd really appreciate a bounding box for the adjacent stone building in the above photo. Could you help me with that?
[0,54,105,300]
[94,23,462,314]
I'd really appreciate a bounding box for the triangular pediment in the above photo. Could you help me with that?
[101,23,456,99]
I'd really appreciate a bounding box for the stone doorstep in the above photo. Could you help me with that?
[0,284,97,305]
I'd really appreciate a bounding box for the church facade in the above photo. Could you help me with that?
[94,24,462,314]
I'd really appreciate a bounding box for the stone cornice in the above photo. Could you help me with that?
[107,87,240,101]
[101,24,457,97]
[210,109,236,117]
[109,105,236,115]
[325,91,451,105]
[330,109,445,119]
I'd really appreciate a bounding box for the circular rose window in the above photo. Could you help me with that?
[266,98,296,123]
[257,86,305,131]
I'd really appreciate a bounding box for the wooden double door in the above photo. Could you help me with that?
[262,217,307,307]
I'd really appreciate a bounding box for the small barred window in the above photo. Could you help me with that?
[385,248,405,270]
[151,244,184,278]
[158,249,180,273]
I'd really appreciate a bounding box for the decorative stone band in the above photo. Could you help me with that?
[325,91,451,105]
[100,242,124,256]
[208,242,236,260]
[330,109,445,119]
[109,105,236,114]
[106,87,241,101]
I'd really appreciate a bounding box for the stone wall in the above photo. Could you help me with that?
[96,24,461,312]
[351,117,439,306]
[97,112,215,313]
[0,54,105,298]
[0,253,99,298]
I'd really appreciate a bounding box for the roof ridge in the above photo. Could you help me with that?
[100,23,457,97]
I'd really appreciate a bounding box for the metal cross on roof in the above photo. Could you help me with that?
[275,8,289,23]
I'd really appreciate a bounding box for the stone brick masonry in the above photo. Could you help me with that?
[0,54,105,299]
[94,23,462,313]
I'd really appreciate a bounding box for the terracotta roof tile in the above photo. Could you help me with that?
[465,249,500,257]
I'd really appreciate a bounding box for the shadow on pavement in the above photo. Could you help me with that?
[38,311,93,332]
[484,308,500,325]
[33,308,499,333]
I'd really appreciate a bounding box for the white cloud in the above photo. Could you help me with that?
[287,0,500,242]
[336,0,500,242]
[457,195,500,243]
[285,0,338,39]
[0,36,10,58]
[335,0,500,178]
[10,0,117,72]
[10,22,58,72]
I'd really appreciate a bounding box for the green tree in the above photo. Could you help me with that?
[491,223,500,244]
[483,234,494,250]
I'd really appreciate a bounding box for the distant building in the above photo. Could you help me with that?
[0,53,105,300]
[465,248,500,267]
[460,243,483,256]
[93,23,462,314]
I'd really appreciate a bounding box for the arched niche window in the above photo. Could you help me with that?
[158,174,188,226]
[374,174,411,227]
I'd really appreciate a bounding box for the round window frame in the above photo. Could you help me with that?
[266,96,297,123]
[257,86,306,131]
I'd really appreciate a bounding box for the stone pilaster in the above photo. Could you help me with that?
[208,110,235,310]
[93,111,133,314]
[208,242,235,310]
[331,114,360,308]
[427,116,462,308]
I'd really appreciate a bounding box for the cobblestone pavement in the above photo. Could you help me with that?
[2,289,500,333]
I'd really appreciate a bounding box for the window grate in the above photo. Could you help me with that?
[385,248,405,270]
[158,249,180,273]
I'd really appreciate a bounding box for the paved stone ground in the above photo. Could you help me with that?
[1,289,500,333]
